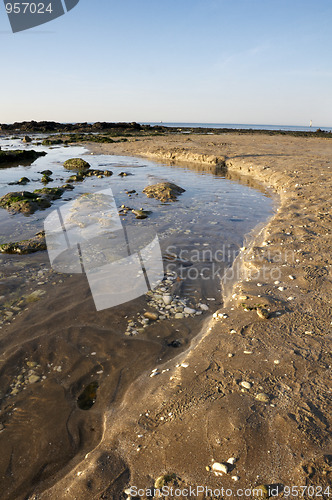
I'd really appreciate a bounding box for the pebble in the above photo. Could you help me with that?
[230,329,237,334]
[174,312,184,319]
[28,374,40,384]
[163,295,172,305]
[240,381,252,389]
[199,303,209,311]
[144,311,159,321]
[255,393,270,403]
[278,286,285,291]
[232,476,240,481]
[212,462,229,474]
[183,307,196,315]
[227,457,237,464]
[0,423,4,432]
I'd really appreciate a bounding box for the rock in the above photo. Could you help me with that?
[256,307,269,319]
[27,361,38,368]
[227,457,237,464]
[240,381,252,389]
[255,393,270,403]
[40,170,53,176]
[132,209,151,219]
[144,311,159,321]
[212,462,229,474]
[28,374,40,384]
[143,182,185,202]
[0,422,4,432]
[33,187,64,200]
[199,303,209,310]
[0,231,46,254]
[41,174,53,183]
[174,312,184,319]
[184,307,196,314]
[0,191,51,214]
[23,135,32,143]
[0,149,46,165]
[163,294,172,305]
[25,289,46,303]
[63,158,91,170]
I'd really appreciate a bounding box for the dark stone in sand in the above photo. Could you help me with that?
[63,158,91,171]
[0,149,47,166]
[40,170,53,176]
[77,381,99,410]
[143,182,185,202]
[0,231,46,254]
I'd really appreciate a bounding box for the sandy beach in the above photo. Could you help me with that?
[0,132,331,499]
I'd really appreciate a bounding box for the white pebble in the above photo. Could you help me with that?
[232,475,240,481]
[240,381,252,389]
[212,462,229,474]
[227,457,237,464]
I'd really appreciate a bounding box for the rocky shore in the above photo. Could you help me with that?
[0,132,331,499]
[48,132,330,499]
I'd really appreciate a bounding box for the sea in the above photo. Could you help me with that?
[144,122,332,133]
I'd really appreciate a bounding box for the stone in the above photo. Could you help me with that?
[199,303,209,310]
[143,182,185,202]
[23,135,32,143]
[63,158,91,170]
[132,209,151,219]
[212,462,229,474]
[256,307,270,319]
[255,393,270,403]
[28,374,40,384]
[174,312,184,319]
[163,294,172,305]
[0,231,46,254]
[27,361,37,368]
[240,381,252,389]
[154,474,176,489]
[144,311,159,321]
[184,307,196,314]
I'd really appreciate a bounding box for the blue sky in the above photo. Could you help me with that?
[0,0,331,126]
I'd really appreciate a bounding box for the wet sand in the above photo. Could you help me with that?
[1,133,331,499]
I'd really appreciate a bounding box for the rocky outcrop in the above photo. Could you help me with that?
[0,187,65,214]
[0,149,47,165]
[143,182,185,202]
[63,158,91,170]
[0,231,46,254]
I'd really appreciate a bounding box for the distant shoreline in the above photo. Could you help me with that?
[1,120,332,137]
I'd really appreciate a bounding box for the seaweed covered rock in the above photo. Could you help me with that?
[63,158,91,170]
[0,191,51,214]
[33,187,64,200]
[0,231,46,254]
[143,182,185,202]
[0,149,47,165]
[0,187,64,214]
[22,136,32,143]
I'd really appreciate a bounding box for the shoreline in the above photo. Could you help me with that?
[60,133,331,497]
[1,132,331,498]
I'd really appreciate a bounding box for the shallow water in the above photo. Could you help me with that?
[0,136,275,498]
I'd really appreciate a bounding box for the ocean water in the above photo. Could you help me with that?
[144,122,332,133]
